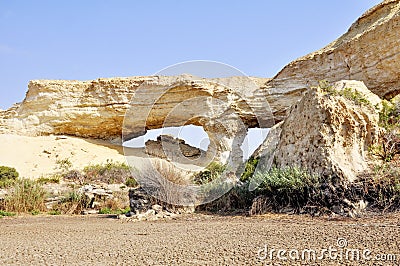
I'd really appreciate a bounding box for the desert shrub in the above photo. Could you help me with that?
[82,160,133,184]
[36,175,61,184]
[55,158,72,172]
[31,210,40,215]
[379,100,398,130]
[52,190,91,215]
[319,80,371,107]
[193,162,226,185]
[99,206,130,215]
[341,87,371,107]
[0,210,16,217]
[0,166,19,188]
[98,207,112,214]
[253,167,321,212]
[240,157,259,182]
[358,164,400,211]
[1,179,47,213]
[125,177,138,187]
[370,99,400,162]
[134,161,196,207]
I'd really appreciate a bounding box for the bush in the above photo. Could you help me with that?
[1,179,47,213]
[253,167,320,212]
[0,210,16,217]
[82,160,132,184]
[0,166,19,188]
[318,80,371,107]
[125,177,138,187]
[240,157,259,182]
[55,158,72,173]
[134,161,196,206]
[36,176,61,184]
[52,190,91,215]
[0,166,19,180]
[370,99,400,162]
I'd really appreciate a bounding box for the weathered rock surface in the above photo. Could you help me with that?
[255,80,381,182]
[0,75,275,164]
[264,0,400,121]
[0,76,272,139]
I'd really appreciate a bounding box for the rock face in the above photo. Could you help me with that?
[263,0,400,121]
[255,80,381,182]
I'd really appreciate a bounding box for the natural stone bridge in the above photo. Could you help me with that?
[1,0,399,164]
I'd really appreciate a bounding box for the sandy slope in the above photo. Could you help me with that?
[0,134,126,178]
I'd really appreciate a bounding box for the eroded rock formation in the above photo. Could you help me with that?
[0,0,398,177]
[255,80,381,182]
[0,75,274,163]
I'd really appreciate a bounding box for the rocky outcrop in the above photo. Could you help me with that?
[255,80,381,182]
[0,76,273,139]
[263,0,400,121]
[145,135,204,160]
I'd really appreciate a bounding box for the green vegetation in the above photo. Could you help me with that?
[1,179,47,213]
[125,177,138,187]
[36,176,61,184]
[369,99,400,162]
[48,210,61,215]
[319,80,371,107]
[55,158,73,172]
[378,100,398,130]
[240,157,259,182]
[253,167,320,211]
[0,166,19,188]
[81,160,133,184]
[0,210,16,218]
[193,162,227,185]
[98,206,130,215]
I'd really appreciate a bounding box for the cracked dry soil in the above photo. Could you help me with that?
[0,213,399,265]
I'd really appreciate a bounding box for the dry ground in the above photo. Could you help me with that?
[1,213,399,265]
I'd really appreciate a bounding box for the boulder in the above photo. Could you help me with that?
[145,135,203,159]
[255,80,381,182]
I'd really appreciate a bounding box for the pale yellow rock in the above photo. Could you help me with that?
[1,75,274,164]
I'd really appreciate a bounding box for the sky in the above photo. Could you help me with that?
[0,0,382,110]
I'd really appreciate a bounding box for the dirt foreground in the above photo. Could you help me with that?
[1,213,399,265]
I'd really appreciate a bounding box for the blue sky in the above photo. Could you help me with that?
[0,0,381,109]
